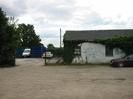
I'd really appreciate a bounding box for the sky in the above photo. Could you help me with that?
[0,0,133,47]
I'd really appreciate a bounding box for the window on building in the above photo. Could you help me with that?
[105,46,113,56]
[74,46,81,55]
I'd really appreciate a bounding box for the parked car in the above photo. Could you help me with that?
[22,48,31,57]
[42,51,53,58]
[110,54,133,67]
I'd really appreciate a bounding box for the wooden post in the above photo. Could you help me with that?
[44,50,47,65]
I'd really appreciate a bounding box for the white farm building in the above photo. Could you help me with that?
[63,29,133,64]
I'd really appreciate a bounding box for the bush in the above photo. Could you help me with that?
[48,48,64,57]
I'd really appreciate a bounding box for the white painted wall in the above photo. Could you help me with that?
[72,42,125,64]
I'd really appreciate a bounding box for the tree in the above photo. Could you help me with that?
[47,43,55,50]
[47,43,64,57]
[0,8,17,66]
[8,17,18,27]
[17,24,41,48]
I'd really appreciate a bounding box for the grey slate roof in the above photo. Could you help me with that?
[64,29,133,41]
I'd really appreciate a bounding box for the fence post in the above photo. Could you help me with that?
[44,50,47,66]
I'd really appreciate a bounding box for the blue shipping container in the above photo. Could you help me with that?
[16,44,46,58]
[31,45,46,58]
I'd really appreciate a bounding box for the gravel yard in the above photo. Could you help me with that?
[0,58,133,99]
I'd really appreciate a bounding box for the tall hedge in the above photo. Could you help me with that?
[0,8,17,66]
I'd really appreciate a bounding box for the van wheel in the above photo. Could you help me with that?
[118,62,124,67]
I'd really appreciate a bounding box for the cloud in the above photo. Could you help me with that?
[0,0,27,16]
[1,0,133,47]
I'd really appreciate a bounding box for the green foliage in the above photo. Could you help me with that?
[0,8,8,28]
[51,48,64,57]
[0,8,17,66]
[95,35,133,55]
[63,42,76,64]
[47,44,64,57]
[16,24,41,47]
[47,43,55,50]
[63,40,86,64]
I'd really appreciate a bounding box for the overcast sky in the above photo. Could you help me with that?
[0,0,133,47]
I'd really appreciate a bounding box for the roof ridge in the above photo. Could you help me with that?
[66,29,133,32]
[64,29,133,41]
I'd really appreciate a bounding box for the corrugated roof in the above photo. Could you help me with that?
[64,29,133,41]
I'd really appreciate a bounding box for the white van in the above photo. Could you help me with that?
[22,48,31,57]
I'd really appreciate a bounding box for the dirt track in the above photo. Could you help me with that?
[0,58,133,99]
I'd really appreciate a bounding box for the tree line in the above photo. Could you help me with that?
[0,8,41,66]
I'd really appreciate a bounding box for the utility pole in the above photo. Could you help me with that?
[60,28,62,48]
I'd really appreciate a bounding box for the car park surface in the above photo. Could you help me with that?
[0,58,133,99]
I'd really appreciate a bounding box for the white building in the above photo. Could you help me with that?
[63,29,133,64]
